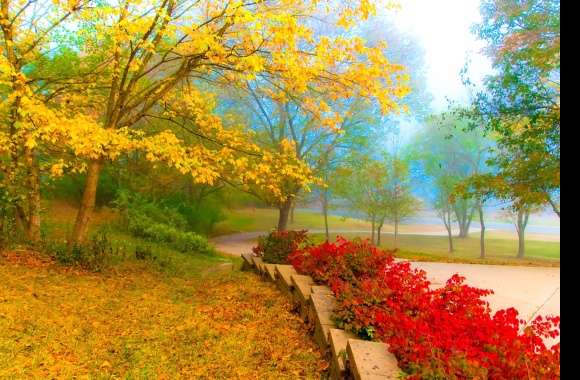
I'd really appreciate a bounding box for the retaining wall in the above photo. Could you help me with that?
[241,253,403,380]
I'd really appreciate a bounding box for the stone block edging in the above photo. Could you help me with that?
[241,253,402,380]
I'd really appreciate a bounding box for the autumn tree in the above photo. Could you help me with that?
[3,0,413,245]
[205,4,410,231]
[468,0,560,217]
[0,0,91,241]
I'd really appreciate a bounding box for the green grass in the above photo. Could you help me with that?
[217,208,560,267]
[213,207,370,236]
[310,232,560,267]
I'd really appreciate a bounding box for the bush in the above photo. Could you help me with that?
[115,189,226,235]
[253,230,310,264]
[47,231,118,272]
[115,192,215,256]
[135,245,155,261]
[175,232,215,256]
[162,194,226,235]
[289,236,561,379]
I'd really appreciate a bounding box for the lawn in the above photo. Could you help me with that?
[310,233,560,267]
[212,207,371,236]
[216,208,560,267]
[0,252,326,379]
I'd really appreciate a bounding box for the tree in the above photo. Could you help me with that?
[333,152,419,247]
[454,173,496,259]
[500,201,540,259]
[434,175,456,253]
[1,0,84,241]
[314,18,430,237]
[380,156,419,248]
[224,90,379,231]
[67,0,410,242]
[412,114,491,241]
[1,0,410,245]
[469,0,560,217]
[334,154,387,244]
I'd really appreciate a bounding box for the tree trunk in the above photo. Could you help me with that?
[394,219,399,249]
[517,225,525,259]
[14,205,27,237]
[478,202,485,259]
[455,202,475,238]
[377,219,384,246]
[277,197,293,232]
[25,149,41,242]
[443,210,454,253]
[546,193,560,218]
[290,204,295,225]
[70,159,103,246]
[516,209,529,259]
[446,224,454,253]
[322,190,330,241]
[371,214,376,245]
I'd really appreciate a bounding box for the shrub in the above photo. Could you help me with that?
[174,231,215,256]
[289,236,561,379]
[172,198,226,235]
[115,189,226,235]
[114,191,215,256]
[128,215,215,255]
[47,231,118,272]
[135,245,155,261]
[253,230,310,264]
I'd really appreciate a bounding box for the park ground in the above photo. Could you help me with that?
[0,203,560,377]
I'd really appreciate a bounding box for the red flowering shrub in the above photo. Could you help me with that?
[290,236,560,379]
[253,230,310,264]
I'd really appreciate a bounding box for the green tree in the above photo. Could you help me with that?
[412,114,491,246]
[468,0,560,217]
[334,152,419,246]
[334,154,387,244]
[378,155,419,247]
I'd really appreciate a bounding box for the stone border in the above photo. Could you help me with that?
[242,254,403,380]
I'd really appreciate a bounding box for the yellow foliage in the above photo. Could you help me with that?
[1,0,409,203]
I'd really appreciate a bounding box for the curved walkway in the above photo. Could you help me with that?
[211,232,560,323]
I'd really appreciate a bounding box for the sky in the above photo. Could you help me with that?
[387,0,493,111]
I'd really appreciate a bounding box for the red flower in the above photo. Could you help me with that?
[288,235,560,379]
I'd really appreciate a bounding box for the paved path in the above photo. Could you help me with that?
[212,232,560,323]
[211,232,262,256]
[411,262,560,321]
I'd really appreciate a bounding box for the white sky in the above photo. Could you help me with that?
[387,0,493,110]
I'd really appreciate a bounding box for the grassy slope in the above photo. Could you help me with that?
[0,253,325,379]
[0,202,326,378]
[216,208,560,266]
